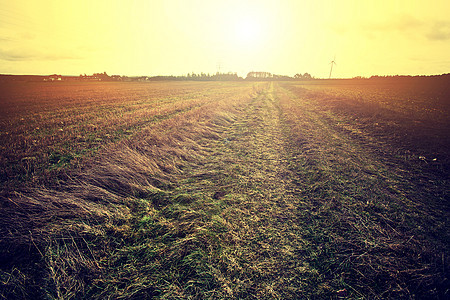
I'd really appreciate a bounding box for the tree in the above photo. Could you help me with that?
[294,73,313,80]
[303,73,312,80]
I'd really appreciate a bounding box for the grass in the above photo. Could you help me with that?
[0,81,249,187]
[277,83,449,298]
[0,80,448,299]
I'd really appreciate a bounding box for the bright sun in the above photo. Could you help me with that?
[233,17,263,47]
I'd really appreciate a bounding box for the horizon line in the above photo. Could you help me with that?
[1,72,449,80]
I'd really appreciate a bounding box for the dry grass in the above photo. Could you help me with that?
[1,81,257,298]
[0,81,248,187]
[0,80,448,299]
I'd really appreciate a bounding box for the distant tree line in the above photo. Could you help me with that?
[0,71,316,82]
[40,71,316,82]
[245,72,313,81]
[368,74,450,79]
[4,72,447,83]
[184,72,242,81]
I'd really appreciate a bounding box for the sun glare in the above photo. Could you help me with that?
[236,19,259,41]
[233,16,263,48]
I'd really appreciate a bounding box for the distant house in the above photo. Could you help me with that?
[111,75,122,81]
[46,74,62,81]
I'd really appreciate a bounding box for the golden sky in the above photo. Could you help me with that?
[1,0,449,78]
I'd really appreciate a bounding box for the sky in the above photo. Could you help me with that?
[0,0,449,78]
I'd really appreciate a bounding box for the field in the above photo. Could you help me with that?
[0,79,449,299]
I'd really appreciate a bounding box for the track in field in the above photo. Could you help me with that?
[177,84,312,297]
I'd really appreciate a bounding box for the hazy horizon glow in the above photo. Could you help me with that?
[1,0,449,78]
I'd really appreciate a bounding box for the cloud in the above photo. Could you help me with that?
[329,14,424,38]
[0,48,35,61]
[331,14,450,43]
[0,47,82,61]
[426,22,450,41]
[361,14,423,34]
[391,15,423,31]
[0,37,13,43]
[0,31,37,45]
